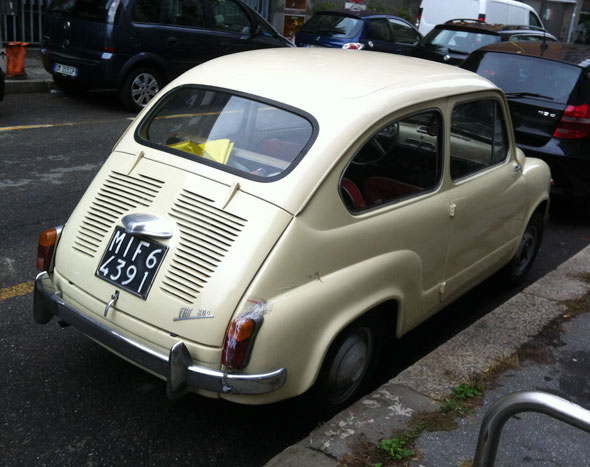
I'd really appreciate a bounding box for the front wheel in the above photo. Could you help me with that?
[119,67,162,112]
[504,212,544,286]
[308,313,384,415]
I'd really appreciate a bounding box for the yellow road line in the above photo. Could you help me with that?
[0,117,134,133]
[0,281,34,301]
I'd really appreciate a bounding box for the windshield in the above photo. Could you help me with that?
[138,87,316,180]
[466,52,583,104]
[48,0,120,23]
[299,13,363,38]
[422,28,500,53]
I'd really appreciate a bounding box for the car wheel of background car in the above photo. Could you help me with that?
[504,211,544,286]
[309,313,385,415]
[119,67,162,112]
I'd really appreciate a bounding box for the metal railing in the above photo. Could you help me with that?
[473,391,590,467]
[1,0,46,45]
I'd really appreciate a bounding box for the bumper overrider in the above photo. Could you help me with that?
[34,272,287,400]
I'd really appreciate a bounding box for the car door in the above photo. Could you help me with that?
[363,17,400,54]
[154,0,220,77]
[338,108,452,326]
[441,95,528,302]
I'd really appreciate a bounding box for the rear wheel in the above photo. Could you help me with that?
[504,212,544,285]
[309,313,384,415]
[119,67,162,112]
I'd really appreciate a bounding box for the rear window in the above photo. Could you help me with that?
[137,87,316,180]
[299,13,363,38]
[422,28,500,53]
[48,0,121,23]
[465,52,584,104]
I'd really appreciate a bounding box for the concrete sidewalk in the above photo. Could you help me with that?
[4,46,53,94]
[267,246,590,466]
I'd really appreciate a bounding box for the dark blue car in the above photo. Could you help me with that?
[41,0,291,111]
[294,9,421,55]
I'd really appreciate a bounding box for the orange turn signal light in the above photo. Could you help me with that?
[37,228,59,272]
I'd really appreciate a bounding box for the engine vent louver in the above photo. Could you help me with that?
[161,188,247,303]
[73,171,164,257]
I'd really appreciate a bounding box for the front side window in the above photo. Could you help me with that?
[366,18,392,41]
[424,28,500,53]
[340,110,442,211]
[137,87,316,180]
[389,19,420,44]
[162,0,206,27]
[450,99,508,181]
[212,0,251,33]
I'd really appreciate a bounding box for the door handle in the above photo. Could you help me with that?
[167,36,179,45]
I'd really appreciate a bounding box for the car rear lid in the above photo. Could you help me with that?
[54,151,292,348]
[463,50,589,146]
[43,0,121,61]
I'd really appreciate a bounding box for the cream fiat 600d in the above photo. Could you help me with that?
[34,48,550,410]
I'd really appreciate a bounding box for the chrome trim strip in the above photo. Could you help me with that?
[34,272,287,399]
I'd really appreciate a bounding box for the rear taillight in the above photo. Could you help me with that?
[37,226,62,272]
[553,104,590,139]
[478,14,486,22]
[342,42,364,50]
[416,7,423,27]
[222,315,262,370]
[104,46,116,54]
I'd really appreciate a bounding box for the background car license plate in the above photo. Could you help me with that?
[96,227,167,299]
[53,63,78,77]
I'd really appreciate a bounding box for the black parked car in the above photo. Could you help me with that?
[462,41,590,204]
[294,9,421,55]
[413,19,557,65]
[41,0,292,111]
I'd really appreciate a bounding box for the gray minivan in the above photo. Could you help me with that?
[41,0,291,111]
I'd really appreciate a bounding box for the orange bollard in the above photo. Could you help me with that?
[6,42,29,77]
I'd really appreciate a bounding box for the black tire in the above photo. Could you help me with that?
[119,67,162,112]
[308,313,384,416]
[504,212,544,286]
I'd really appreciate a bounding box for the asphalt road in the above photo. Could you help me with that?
[1,91,589,466]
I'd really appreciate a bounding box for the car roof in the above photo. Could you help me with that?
[471,41,590,67]
[125,49,500,215]
[437,19,505,34]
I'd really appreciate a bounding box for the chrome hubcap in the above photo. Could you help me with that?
[515,229,536,276]
[327,328,372,405]
[131,72,159,107]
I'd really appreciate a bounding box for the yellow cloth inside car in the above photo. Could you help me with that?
[169,139,234,165]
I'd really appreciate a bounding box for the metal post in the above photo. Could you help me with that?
[473,391,590,467]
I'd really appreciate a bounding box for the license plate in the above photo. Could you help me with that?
[53,62,78,77]
[96,227,168,299]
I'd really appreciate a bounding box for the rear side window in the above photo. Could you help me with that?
[340,110,442,212]
[465,52,583,104]
[48,0,120,23]
[137,86,316,180]
[132,0,161,23]
[162,0,206,27]
[450,100,508,181]
[299,13,363,38]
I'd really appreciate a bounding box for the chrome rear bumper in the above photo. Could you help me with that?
[34,272,287,399]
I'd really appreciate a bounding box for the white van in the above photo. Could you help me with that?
[416,0,545,35]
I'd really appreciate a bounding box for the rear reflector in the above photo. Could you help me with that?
[554,104,590,139]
